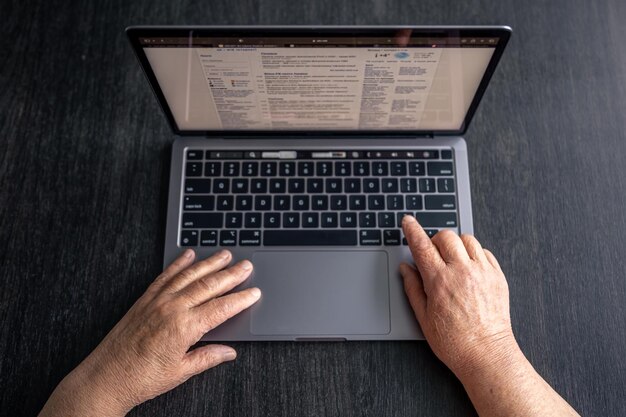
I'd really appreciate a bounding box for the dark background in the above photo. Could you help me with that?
[1,0,625,416]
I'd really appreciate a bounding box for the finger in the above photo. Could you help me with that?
[483,249,503,272]
[152,249,196,287]
[178,260,254,307]
[431,230,470,264]
[194,288,262,335]
[183,344,237,377]
[399,263,427,324]
[459,234,488,262]
[166,250,232,293]
[402,215,446,276]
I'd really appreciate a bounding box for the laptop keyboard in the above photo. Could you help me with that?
[180,149,458,247]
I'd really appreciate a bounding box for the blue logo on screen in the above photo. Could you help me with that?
[394,52,410,59]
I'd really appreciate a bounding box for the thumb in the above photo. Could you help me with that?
[183,344,237,377]
[399,263,427,325]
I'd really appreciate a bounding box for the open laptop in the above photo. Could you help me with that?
[126,26,511,341]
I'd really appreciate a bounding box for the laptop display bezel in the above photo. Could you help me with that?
[126,25,511,137]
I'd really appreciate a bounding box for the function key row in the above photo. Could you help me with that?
[184,177,455,194]
[186,149,453,160]
[185,160,454,178]
[180,228,442,247]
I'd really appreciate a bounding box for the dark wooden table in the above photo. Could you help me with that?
[2,0,625,416]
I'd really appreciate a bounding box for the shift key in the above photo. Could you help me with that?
[415,212,457,227]
[182,213,223,228]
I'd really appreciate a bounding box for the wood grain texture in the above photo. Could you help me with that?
[1,0,625,416]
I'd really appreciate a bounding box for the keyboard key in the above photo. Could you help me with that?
[415,212,458,227]
[363,178,380,193]
[316,161,333,176]
[186,150,203,160]
[232,178,249,193]
[418,178,436,193]
[288,178,305,193]
[441,150,453,159]
[225,213,243,228]
[183,196,215,211]
[381,178,398,193]
[427,162,454,176]
[216,196,234,211]
[359,212,376,227]
[340,212,357,227]
[293,195,310,211]
[330,195,347,210]
[425,229,439,237]
[416,150,439,159]
[213,178,230,193]
[408,161,425,176]
[261,162,277,176]
[242,161,259,176]
[406,195,423,209]
[354,161,370,176]
[236,196,253,211]
[344,178,361,193]
[274,196,290,211]
[251,178,268,193]
[245,213,261,228]
[255,196,272,211]
[204,162,221,177]
[223,162,240,176]
[184,179,211,194]
[264,230,358,246]
[400,178,417,193]
[386,195,404,210]
[264,212,281,228]
[372,161,388,176]
[298,161,314,176]
[437,178,455,193]
[302,213,319,228]
[335,161,351,176]
[283,213,300,228]
[360,230,382,245]
[219,230,237,246]
[378,212,395,227]
[186,162,202,177]
[368,195,385,210]
[349,195,366,210]
[425,195,456,210]
[200,230,218,246]
[279,162,296,176]
[383,229,401,245]
[209,151,242,159]
[312,195,328,210]
[270,178,286,193]
[307,178,323,193]
[321,212,338,228]
[182,213,223,228]
[180,230,198,246]
[390,161,407,176]
[326,178,342,193]
[240,230,261,246]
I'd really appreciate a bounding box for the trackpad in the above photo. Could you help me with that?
[250,251,390,336]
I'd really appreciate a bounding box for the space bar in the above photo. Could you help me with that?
[263,230,358,246]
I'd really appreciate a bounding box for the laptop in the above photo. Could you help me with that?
[126,26,511,341]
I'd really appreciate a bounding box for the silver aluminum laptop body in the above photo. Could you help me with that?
[127,26,511,341]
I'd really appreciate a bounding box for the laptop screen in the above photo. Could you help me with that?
[129,27,510,135]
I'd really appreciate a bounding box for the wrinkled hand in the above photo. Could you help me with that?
[40,249,260,416]
[400,216,516,379]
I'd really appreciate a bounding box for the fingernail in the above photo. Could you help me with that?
[402,215,416,225]
[249,287,261,298]
[219,347,237,361]
[241,260,253,270]
[218,250,231,260]
[184,249,194,258]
